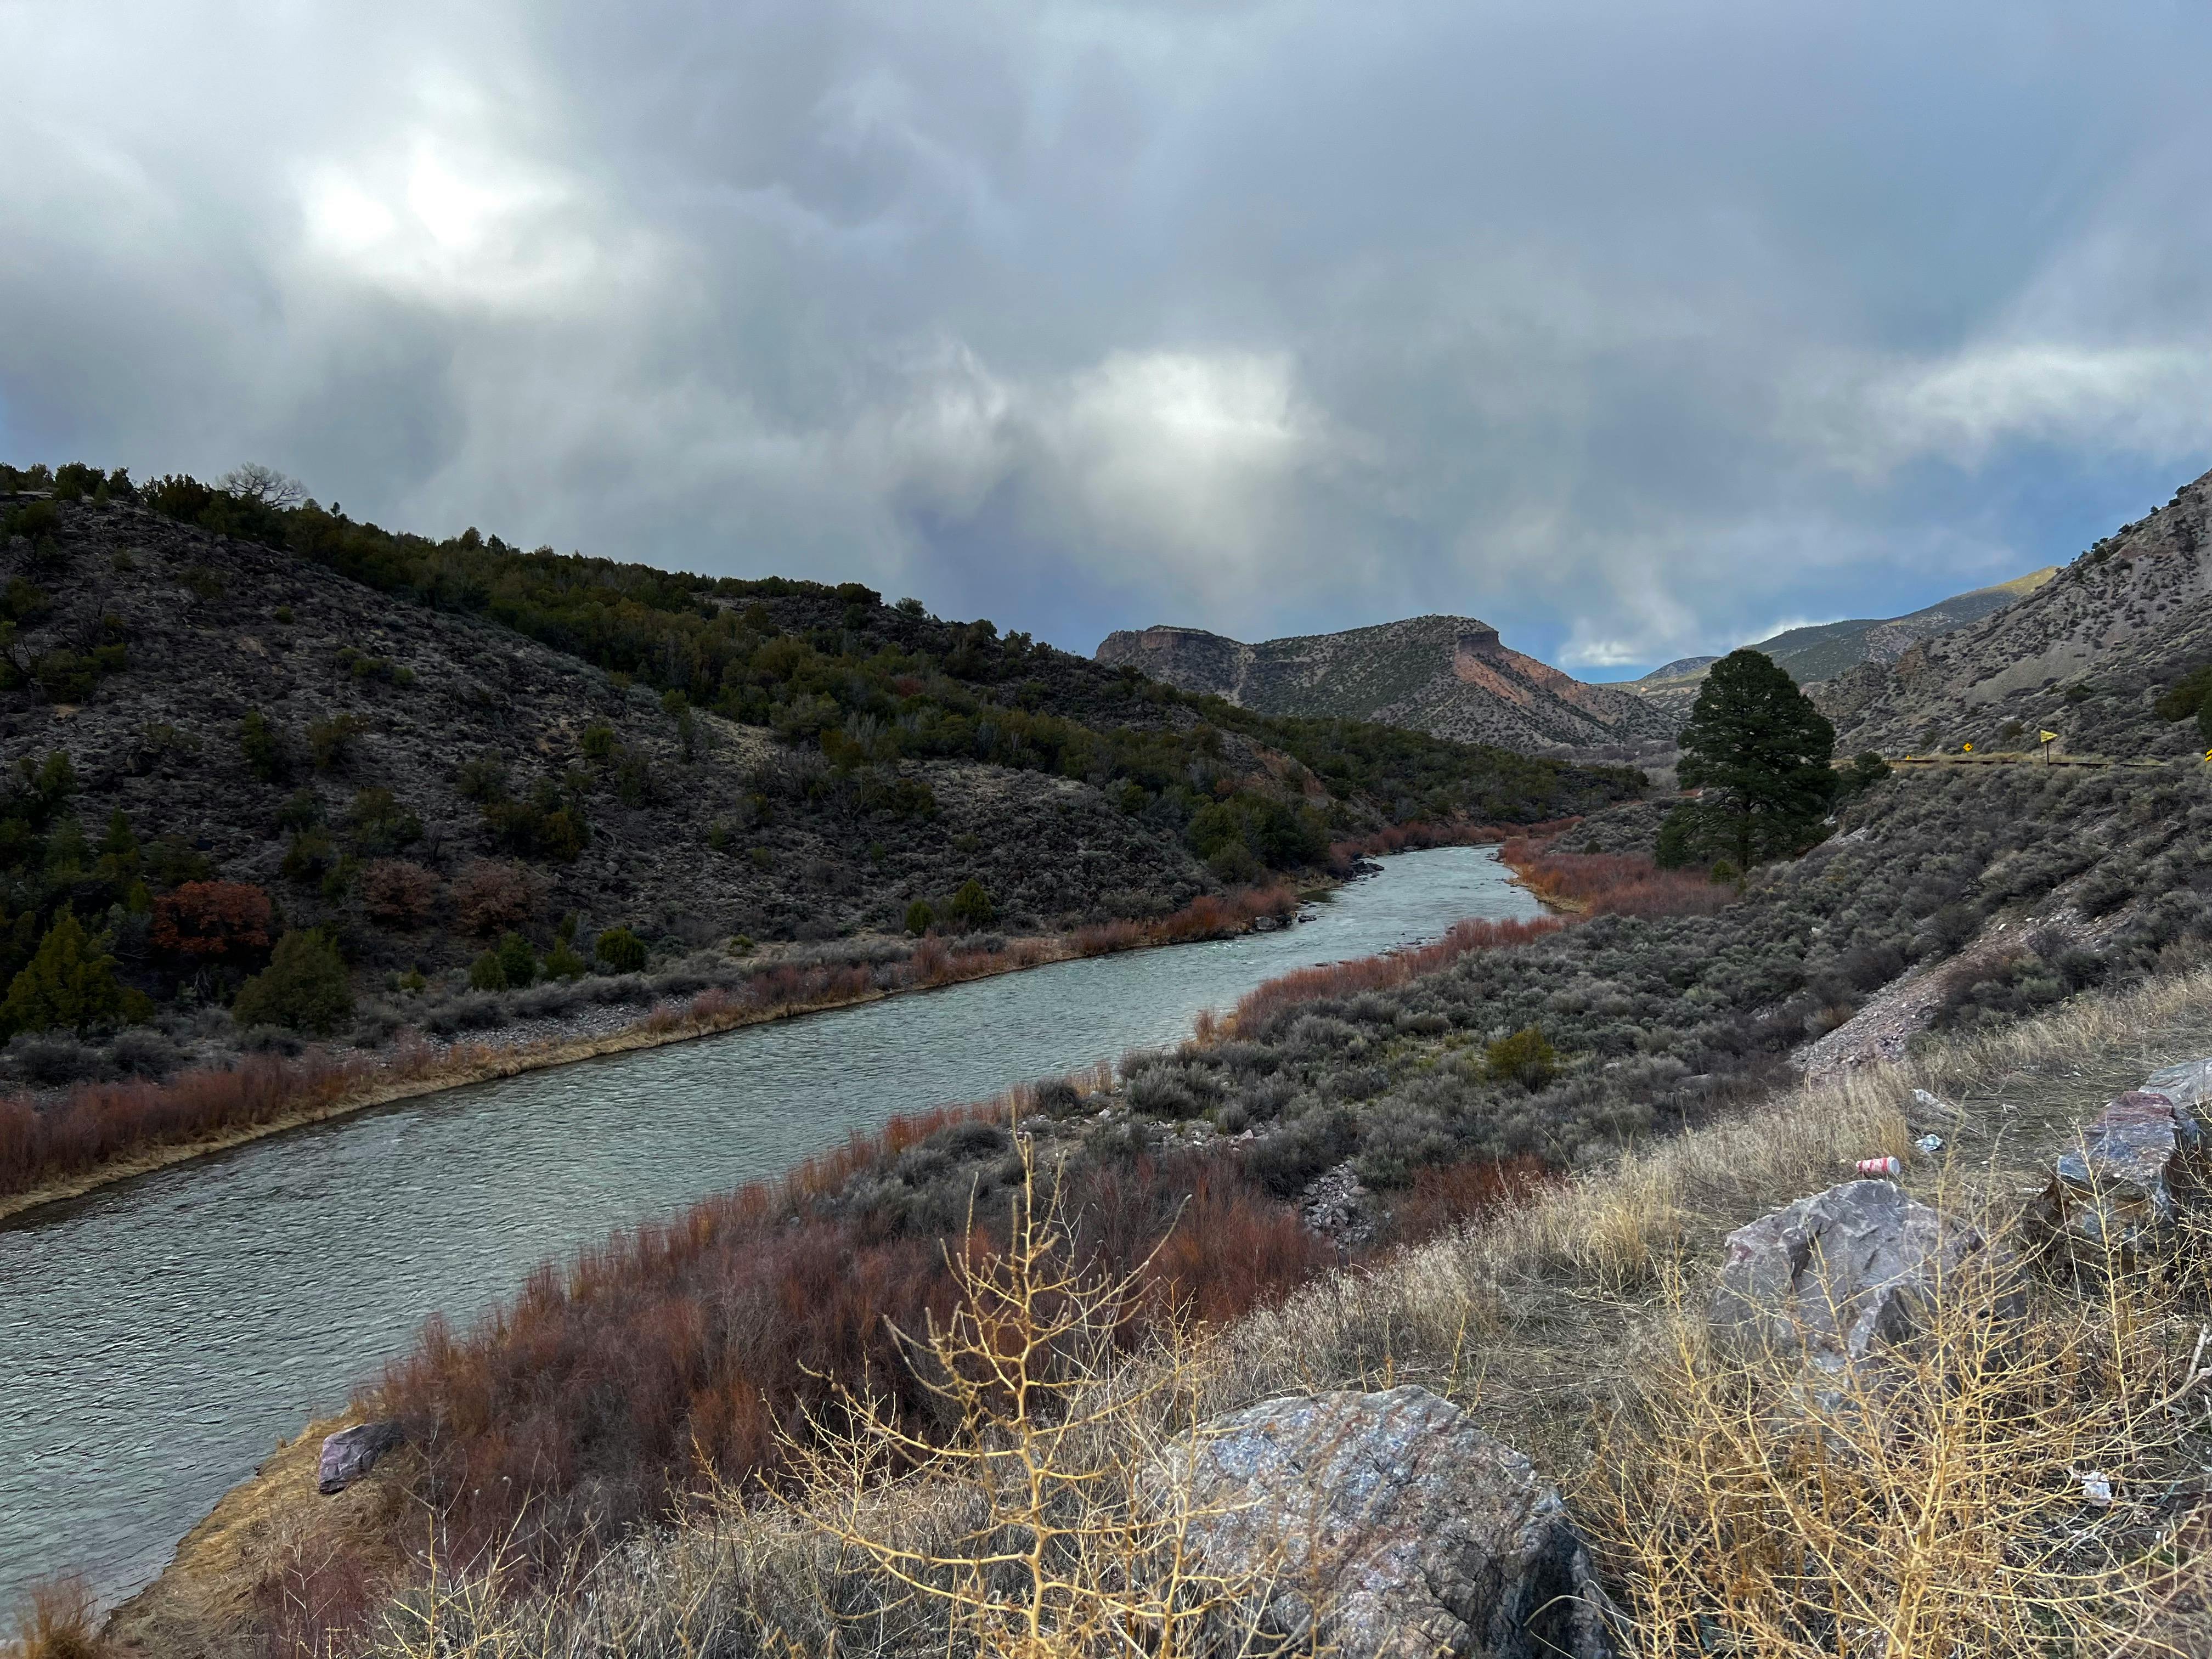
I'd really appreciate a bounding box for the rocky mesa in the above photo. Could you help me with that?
[1096,614,1676,760]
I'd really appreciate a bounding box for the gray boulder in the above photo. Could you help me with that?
[318,1420,404,1494]
[1159,1384,1617,1659]
[1712,1179,2018,1386]
[2039,1088,2204,1255]
[2143,1057,2212,1110]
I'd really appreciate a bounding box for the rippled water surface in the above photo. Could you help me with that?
[0,846,1541,1609]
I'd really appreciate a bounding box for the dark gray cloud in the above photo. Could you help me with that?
[5,1,2209,671]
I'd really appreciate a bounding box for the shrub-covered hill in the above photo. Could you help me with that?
[831,759,2212,1224]
[0,462,1639,1067]
[1818,465,2212,759]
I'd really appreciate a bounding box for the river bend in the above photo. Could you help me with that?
[0,845,1541,1608]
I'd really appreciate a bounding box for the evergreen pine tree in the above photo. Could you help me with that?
[230,929,354,1035]
[1676,649,1836,870]
[2,909,125,1034]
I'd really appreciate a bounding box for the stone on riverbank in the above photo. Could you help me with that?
[1159,1384,1618,1659]
[318,1421,404,1494]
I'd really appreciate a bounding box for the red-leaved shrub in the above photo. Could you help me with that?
[1499,839,1728,919]
[359,860,441,928]
[149,881,274,961]
[1232,916,1561,1031]
[452,861,537,936]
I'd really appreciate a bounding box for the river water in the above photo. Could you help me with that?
[0,846,1541,1610]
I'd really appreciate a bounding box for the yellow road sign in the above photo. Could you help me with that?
[2039,730,2058,743]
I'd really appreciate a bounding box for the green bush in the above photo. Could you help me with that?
[240,709,290,782]
[595,926,648,974]
[580,723,618,762]
[1655,804,1697,870]
[481,777,589,861]
[947,878,996,929]
[455,752,510,802]
[232,930,354,1035]
[469,951,509,991]
[495,931,538,988]
[1206,841,1263,884]
[1485,1025,1558,1091]
[281,828,335,883]
[1,910,125,1035]
[276,788,323,831]
[544,939,588,980]
[2154,663,2212,746]
[904,899,935,936]
[614,750,655,806]
[307,713,366,771]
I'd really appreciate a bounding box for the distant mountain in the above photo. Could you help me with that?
[1095,616,1677,758]
[1819,468,2212,758]
[1628,568,2058,721]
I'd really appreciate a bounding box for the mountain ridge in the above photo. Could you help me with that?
[1818,468,2212,757]
[1627,567,2059,719]
[1096,614,1677,759]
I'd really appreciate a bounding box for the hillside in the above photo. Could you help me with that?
[1629,567,2057,719]
[113,757,2212,1657]
[1095,615,1676,759]
[1818,467,2212,757]
[0,462,1641,1094]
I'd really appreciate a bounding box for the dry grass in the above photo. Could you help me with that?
[10,1577,106,1659]
[338,1146,1291,1659]
[117,969,2212,1658]
[1588,1217,2212,1657]
[1204,967,2212,1652]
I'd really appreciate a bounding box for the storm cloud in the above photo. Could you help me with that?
[5,1,2209,672]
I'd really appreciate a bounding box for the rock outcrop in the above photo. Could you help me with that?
[2035,1088,2205,1256]
[1712,1179,2019,1390]
[1097,616,1673,758]
[1159,1385,1618,1659]
[317,1420,404,1494]
[1629,567,2057,722]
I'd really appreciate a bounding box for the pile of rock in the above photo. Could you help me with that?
[1153,1054,2212,1657]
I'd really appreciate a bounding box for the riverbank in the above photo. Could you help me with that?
[105,949,2212,1657]
[1,887,1304,1226]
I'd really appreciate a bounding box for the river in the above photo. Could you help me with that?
[0,845,1541,1610]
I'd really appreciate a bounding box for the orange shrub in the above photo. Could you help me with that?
[359,860,441,928]
[452,861,537,936]
[149,880,274,960]
[1498,839,1728,919]
[1231,916,1562,1031]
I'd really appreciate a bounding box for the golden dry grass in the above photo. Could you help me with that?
[127,968,2212,1657]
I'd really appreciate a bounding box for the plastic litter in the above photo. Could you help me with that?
[2075,1469,2113,1506]
[1855,1155,1902,1178]
[1915,1134,1945,1155]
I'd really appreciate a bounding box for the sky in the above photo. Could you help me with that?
[4,2,2210,678]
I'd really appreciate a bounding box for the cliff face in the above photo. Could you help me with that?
[1096,616,1675,759]
[1817,469,2212,757]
